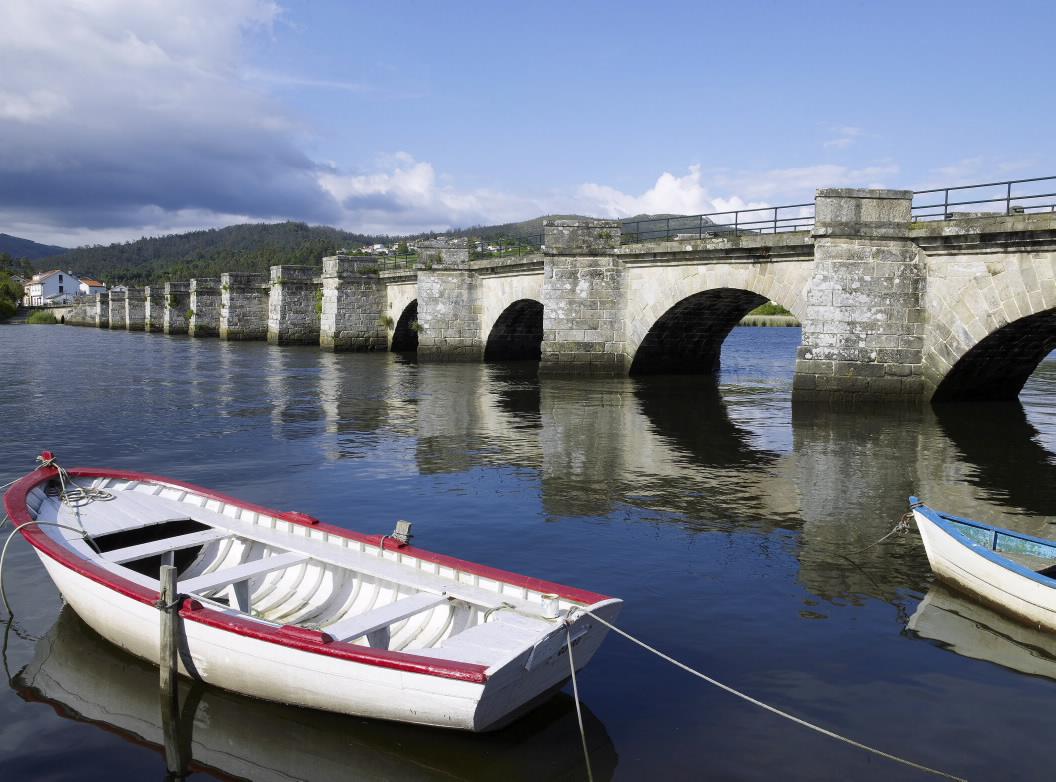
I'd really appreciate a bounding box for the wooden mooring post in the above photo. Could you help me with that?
[159,564,178,697]
[158,564,189,778]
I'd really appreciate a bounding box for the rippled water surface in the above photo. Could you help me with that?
[2,323,1055,781]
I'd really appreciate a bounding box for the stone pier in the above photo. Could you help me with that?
[125,287,145,331]
[539,220,624,374]
[93,292,110,328]
[144,286,165,332]
[416,239,484,361]
[163,282,190,335]
[189,278,220,337]
[794,189,925,402]
[108,290,127,330]
[267,266,321,345]
[320,255,387,351]
[220,272,269,340]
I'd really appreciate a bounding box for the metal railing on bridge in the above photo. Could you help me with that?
[620,204,815,244]
[617,174,1056,245]
[910,175,1056,221]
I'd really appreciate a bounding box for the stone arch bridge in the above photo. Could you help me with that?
[62,188,1056,403]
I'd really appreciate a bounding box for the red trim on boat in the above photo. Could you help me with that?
[3,464,613,684]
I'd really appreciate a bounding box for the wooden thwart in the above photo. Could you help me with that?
[179,552,308,596]
[103,528,228,564]
[325,591,450,646]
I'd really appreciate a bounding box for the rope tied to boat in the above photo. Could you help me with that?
[564,618,593,782]
[0,521,100,617]
[844,511,916,556]
[37,452,114,509]
[562,605,967,782]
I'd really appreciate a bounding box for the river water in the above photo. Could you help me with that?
[1,323,1055,781]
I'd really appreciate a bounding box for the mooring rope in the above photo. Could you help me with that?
[565,624,594,782]
[37,453,113,511]
[565,607,966,782]
[0,521,98,616]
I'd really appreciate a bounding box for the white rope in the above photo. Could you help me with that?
[567,607,967,782]
[565,624,594,782]
[0,521,97,616]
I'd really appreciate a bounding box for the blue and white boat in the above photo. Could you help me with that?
[911,497,1056,631]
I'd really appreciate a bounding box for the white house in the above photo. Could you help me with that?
[78,277,106,296]
[22,270,81,306]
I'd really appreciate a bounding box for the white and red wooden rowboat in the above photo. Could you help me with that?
[3,455,621,731]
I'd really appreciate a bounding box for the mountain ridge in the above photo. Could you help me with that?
[0,233,69,261]
[23,212,711,285]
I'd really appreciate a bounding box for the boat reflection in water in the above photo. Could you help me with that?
[13,608,617,782]
[907,583,1056,681]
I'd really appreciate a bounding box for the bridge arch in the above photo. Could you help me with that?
[924,256,1056,401]
[624,264,810,375]
[391,300,418,352]
[484,299,544,361]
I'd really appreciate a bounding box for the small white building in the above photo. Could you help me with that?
[78,277,106,296]
[22,270,81,306]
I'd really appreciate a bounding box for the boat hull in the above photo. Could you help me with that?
[912,503,1056,633]
[38,545,619,731]
[4,463,622,732]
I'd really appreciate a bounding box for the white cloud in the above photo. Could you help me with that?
[574,165,769,219]
[0,89,70,122]
[823,126,863,150]
[0,2,909,245]
[0,0,338,241]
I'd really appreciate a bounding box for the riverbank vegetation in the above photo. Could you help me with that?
[0,270,23,321]
[26,310,58,325]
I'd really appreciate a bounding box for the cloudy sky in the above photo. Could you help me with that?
[2,1,1053,246]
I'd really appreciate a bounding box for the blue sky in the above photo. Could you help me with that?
[1,0,1053,245]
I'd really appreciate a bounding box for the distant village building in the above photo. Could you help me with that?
[22,269,79,306]
[78,277,106,296]
[21,270,107,306]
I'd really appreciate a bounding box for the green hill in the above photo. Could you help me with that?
[0,233,69,260]
[34,222,375,286]
[29,211,719,286]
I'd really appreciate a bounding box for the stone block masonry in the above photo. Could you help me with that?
[57,184,1056,404]
[416,241,484,361]
[125,287,145,331]
[163,282,190,335]
[107,290,127,330]
[320,255,387,351]
[220,272,269,341]
[144,286,166,332]
[189,278,221,337]
[540,219,628,375]
[794,189,925,402]
[93,292,109,328]
[268,265,321,345]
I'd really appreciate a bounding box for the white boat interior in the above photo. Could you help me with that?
[26,475,581,672]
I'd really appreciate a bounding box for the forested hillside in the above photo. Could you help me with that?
[34,222,374,285]
[0,233,68,260]
[25,211,713,286]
